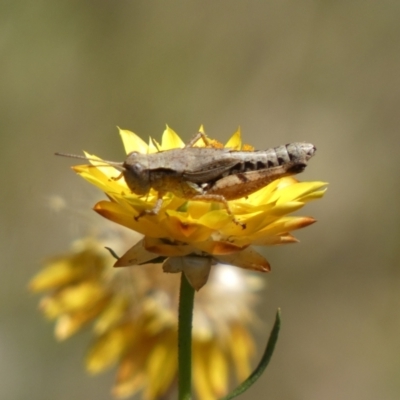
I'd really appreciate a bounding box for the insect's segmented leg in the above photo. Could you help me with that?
[111,171,124,183]
[185,132,210,148]
[134,197,164,221]
[150,197,164,214]
[191,194,246,229]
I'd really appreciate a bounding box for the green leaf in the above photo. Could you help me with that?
[220,309,281,400]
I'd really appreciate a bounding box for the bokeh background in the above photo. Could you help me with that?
[1,1,399,399]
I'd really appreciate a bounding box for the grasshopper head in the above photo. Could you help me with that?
[122,152,151,195]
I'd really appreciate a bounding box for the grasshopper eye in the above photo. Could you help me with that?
[123,152,145,175]
[125,162,144,175]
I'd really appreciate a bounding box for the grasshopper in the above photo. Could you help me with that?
[56,133,316,227]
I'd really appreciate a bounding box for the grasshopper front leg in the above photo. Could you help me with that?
[134,196,164,221]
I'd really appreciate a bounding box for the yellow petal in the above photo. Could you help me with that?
[73,163,127,194]
[144,331,177,400]
[113,372,145,399]
[229,324,255,381]
[193,342,217,400]
[30,242,107,291]
[147,136,160,153]
[161,125,185,150]
[55,300,106,340]
[113,337,152,398]
[198,209,238,231]
[82,151,123,179]
[216,211,271,237]
[93,295,129,334]
[118,128,149,154]
[164,211,216,242]
[268,201,308,215]
[39,281,108,318]
[246,177,296,205]
[207,342,229,397]
[253,233,299,246]
[86,323,135,373]
[298,187,328,202]
[224,127,242,150]
[272,181,328,204]
[255,216,316,238]
[94,200,167,238]
[29,259,83,292]
[141,302,176,334]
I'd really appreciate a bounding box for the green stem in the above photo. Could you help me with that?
[178,272,195,400]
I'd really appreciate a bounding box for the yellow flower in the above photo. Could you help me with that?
[72,126,326,288]
[30,229,263,400]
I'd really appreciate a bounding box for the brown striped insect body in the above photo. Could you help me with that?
[56,133,316,226]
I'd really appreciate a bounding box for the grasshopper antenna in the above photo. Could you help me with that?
[55,152,125,171]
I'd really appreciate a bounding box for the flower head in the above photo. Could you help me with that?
[33,126,326,398]
[30,228,262,399]
[72,126,326,288]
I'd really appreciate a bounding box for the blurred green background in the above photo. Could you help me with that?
[1,1,399,399]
